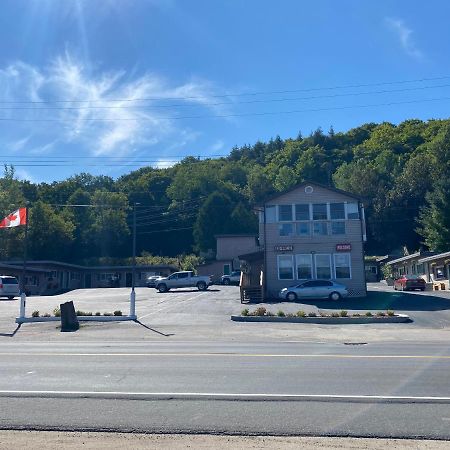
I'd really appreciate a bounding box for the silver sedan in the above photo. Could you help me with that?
[279,280,348,301]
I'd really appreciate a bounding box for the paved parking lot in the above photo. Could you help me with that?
[1,283,450,343]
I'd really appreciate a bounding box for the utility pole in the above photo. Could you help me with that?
[129,202,138,319]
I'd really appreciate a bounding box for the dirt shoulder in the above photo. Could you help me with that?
[0,431,449,450]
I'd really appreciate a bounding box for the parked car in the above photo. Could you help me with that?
[393,276,426,291]
[155,271,213,293]
[0,275,20,299]
[146,275,163,288]
[221,270,241,285]
[279,280,348,301]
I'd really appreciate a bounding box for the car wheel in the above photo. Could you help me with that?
[421,287,425,291]
[393,285,397,290]
[7,296,14,300]
[223,278,230,285]
[329,291,342,301]
[286,292,297,302]
[197,281,207,291]
[157,284,168,293]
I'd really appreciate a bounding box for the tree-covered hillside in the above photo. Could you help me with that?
[1,118,450,263]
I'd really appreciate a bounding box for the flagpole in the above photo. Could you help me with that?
[19,206,28,319]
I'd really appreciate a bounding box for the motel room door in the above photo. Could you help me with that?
[126,272,132,287]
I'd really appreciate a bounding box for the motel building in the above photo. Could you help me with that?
[239,182,367,301]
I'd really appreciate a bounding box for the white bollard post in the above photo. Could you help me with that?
[19,292,26,318]
[130,289,136,319]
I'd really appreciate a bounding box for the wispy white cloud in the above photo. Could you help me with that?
[210,139,225,153]
[0,52,231,158]
[8,136,31,153]
[15,168,35,183]
[385,18,423,60]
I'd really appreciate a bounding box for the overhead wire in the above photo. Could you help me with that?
[0,74,448,104]
[0,83,449,111]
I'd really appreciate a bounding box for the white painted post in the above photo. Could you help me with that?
[130,289,136,318]
[19,292,26,318]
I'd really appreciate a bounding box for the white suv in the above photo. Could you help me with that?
[0,276,20,299]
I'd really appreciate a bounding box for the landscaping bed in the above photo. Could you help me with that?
[231,307,411,324]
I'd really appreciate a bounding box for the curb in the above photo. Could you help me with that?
[15,315,137,324]
[230,314,411,324]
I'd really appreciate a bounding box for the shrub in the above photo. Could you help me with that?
[75,310,86,316]
[254,307,267,317]
[53,308,61,317]
[387,310,395,316]
[296,310,306,317]
[103,312,113,316]
[241,308,249,316]
[42,313,51,318]
[352,313,361,317]
[113,310,123,316]
[340,310,348,317]
[266,311,275,317]
[277,310,285,317]
[95,312,101,316]
[318,311,328,317]
[308,312,317,317]
[331,312,339,318]
[365,311,373,317]
[376,311,386,317]
[31,310,40,318]
[286,313,295,318]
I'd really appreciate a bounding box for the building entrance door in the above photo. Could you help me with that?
[85,273,91,288]
[126,272,132,287]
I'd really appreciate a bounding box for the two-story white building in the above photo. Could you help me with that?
[240,181,367,300]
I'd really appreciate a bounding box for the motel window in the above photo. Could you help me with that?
[278,255,294,280]
[295,204,310,221]
[417,263,425,275]
[296,222,310,236]
[313,221,328,236]
[331,221,346,235]
[265,205,276,223]
[278,205,293,222]
[296,254,312,280]
[315,254,332,279]
[313,203,328,220]
[25,275,39,286]
[346,203,359,219]
[330,203,345,220]
[334,253,351,279]
[279,223,294,236]
[434,266,445,279]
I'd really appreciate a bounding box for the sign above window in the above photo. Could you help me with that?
[336,243,352,251]
[275,245,294,252]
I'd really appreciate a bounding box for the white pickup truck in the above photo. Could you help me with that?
[155,271,212,293]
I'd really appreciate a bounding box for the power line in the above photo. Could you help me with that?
[0,83,449,111]
[0,95,448,123]
[0,75,449,104]
[137,226,193,235]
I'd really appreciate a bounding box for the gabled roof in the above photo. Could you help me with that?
[257,181,361,206]
[418,251,450,264]
[386,251,436,266]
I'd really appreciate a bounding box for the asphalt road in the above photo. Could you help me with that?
[2,340,450,438]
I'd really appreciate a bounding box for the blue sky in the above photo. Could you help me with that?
[1,0,449,182]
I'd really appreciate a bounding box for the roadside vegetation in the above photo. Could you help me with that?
[241,308,396,318]
[1,118,450,262]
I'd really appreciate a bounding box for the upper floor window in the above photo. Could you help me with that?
[346,203,359,219]
[278,205,293,221]
[331,221,345,235]
[265,205,276,223]
[330,203,345,220]
[312,203,327,220]
[295,204,310,221]
[279,223,294,236]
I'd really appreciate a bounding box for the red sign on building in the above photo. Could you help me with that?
[336,243,352,251]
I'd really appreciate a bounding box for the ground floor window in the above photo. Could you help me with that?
[315,254,332,279]
[223,264,231,275]
[334,253,351,279]
[278,255,294,280]
[296,254,312,279]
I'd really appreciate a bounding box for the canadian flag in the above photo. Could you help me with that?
[0,208,27,228]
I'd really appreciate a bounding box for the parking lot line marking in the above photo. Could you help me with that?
[138,292,208,319]
[0,390,449,402]
[2,352,450,359]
